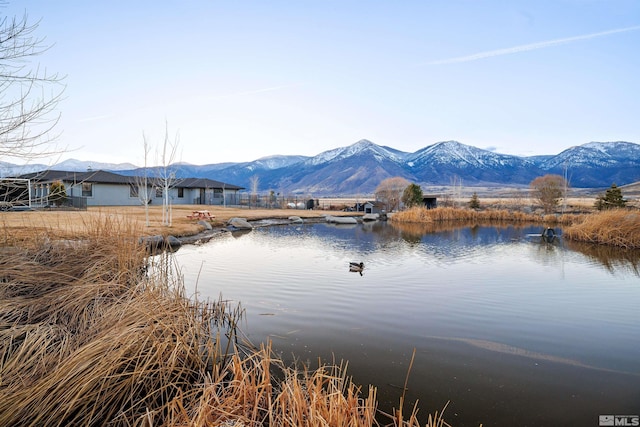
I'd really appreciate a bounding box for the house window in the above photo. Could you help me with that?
[129,184,138,198]
[177,187,184,198]
[155,187,163,198]
[213,189,223,198]
[82,182,93,197]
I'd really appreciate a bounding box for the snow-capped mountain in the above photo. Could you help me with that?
[539,141,640,169]
[0,162,48,177]
[53,159,138,171]
[535,141,640,187]
[407,141,530,168]
[1,159,137,177]
[305,139,407,166]
[406,141,542,184]
[249,155,310,170]
[4,140,639,195]
[189,139,640,194]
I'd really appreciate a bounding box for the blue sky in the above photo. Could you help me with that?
[5,1,640,166]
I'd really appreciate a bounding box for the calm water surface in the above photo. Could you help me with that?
[174,221,640,427]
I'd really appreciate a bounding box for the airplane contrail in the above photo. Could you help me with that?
[428,25,640,65]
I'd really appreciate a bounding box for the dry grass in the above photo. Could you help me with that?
[393,206,640,250]
[391,207,583,225]
[0,204,351,243]
[563,209,640,249]
[1,217,461,427]
[0,219,222,426]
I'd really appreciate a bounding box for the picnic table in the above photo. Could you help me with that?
[187,210,215,220]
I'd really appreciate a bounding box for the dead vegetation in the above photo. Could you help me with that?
[0,204,351,243]
[0,217,458,426]
[563,209,640,249]
[392,206,640,249]
[391,206,583,225]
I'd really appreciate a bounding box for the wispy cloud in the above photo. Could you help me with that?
[428,25,640,65]
[77,114,114,123]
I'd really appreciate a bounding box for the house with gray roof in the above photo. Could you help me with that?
[16,170,244,207]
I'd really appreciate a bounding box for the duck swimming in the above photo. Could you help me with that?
[349,262,364,275]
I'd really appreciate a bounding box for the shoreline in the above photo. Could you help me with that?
[177,215,334,245]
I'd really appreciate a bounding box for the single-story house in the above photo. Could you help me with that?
[363,201,386,214]
[16,169,244,207]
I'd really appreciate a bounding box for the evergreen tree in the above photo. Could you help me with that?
[401,183,424,208]
[468,192,480,209]
[595,183,627,210]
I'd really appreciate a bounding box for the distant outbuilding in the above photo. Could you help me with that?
[423,195,438,209]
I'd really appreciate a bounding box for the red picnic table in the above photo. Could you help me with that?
[187,210,214,220]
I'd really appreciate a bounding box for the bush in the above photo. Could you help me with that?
[48,180,67,206]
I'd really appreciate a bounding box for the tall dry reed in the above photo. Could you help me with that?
[563,209,640,249]
[1,217,463,426]
[0,217,223,426]
[392,207,582,225]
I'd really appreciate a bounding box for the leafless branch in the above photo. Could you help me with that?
[0,7,65,162]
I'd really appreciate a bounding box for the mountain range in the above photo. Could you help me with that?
[2,140,639,195]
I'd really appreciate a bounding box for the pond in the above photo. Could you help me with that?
[173,220,640,427]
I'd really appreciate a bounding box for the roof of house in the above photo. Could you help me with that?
[18,170,244,190]
[177,177,243,190]
[19,170,74,182]
[71,170,136,184]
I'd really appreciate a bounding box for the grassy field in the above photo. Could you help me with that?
[0,204,352,243]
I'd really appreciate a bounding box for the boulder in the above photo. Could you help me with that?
[139,235,165,251]
[165,235,182,250]
[362,213,379,221]
[325,215,358,224]
[227,217,253,230]
[198,220,213,230]
[139,235,181,252]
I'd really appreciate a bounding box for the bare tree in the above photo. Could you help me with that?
[135,134,151,226]
[249,175,259,206]
[0,7,64,162]
[153,123,180,226]
[450,175,463,208]
[374,177,410,211]
[509,188,526,211]
[530,174,568,214]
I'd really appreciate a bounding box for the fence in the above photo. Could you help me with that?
[231,194,361,211]
[39,195,87,211]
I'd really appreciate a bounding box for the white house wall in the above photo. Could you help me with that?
[62,182,240,206]
[68,183,141,206]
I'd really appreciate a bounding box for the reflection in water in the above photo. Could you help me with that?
[429,336,640,376]
[391,220,546,243]
[175,221,640,427]
[390,221,640,274]
[565,239,640,276]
